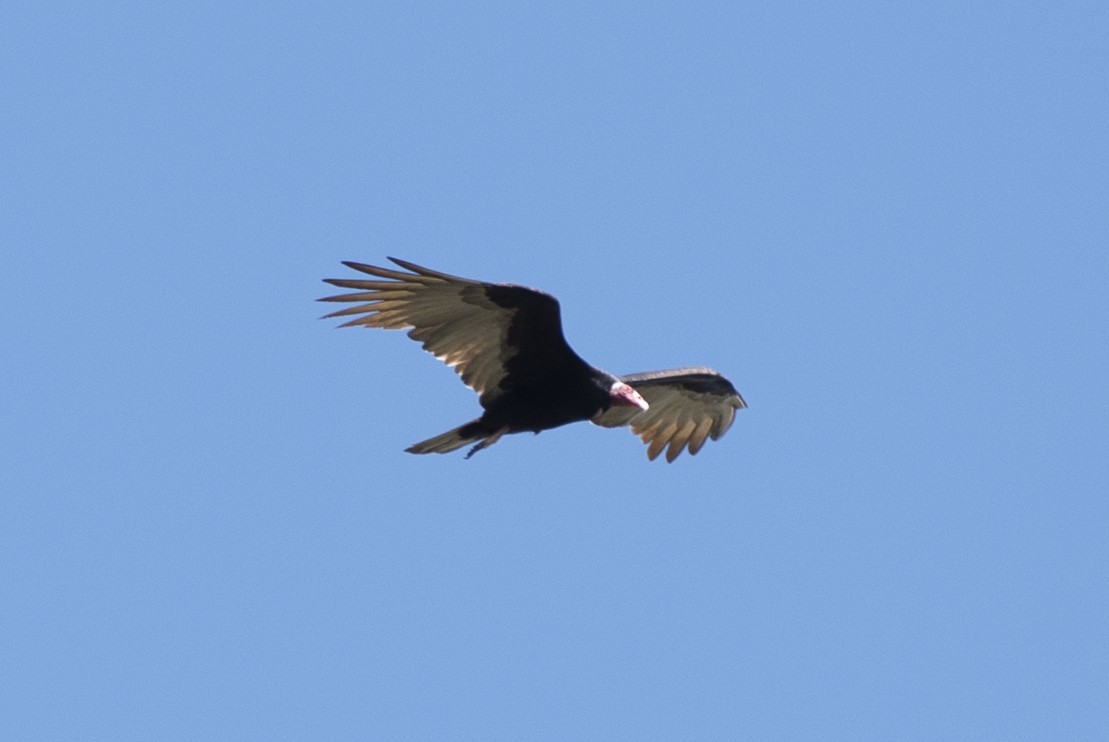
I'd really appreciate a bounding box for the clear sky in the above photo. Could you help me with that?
[3,2,1107,740]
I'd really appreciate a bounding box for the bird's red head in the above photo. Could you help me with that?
[610,381,649,411]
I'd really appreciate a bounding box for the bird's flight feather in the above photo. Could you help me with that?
[592,368,747,462]
[321,258,584,407]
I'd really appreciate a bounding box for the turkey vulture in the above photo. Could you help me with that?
[320,258,746,461]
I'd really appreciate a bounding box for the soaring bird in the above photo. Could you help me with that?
[320,258,746,461]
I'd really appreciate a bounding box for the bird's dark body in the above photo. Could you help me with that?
[478,367,616,434]
[458,281,617,434]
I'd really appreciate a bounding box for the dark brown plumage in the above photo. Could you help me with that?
[320,258,746,461]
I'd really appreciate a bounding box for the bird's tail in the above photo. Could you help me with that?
[405,419,508,458]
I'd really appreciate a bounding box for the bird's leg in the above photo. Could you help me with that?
[465,426,509,459]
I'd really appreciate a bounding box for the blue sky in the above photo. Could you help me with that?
[3,2,1107,739]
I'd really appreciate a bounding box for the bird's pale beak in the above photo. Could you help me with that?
[611,381,649,410]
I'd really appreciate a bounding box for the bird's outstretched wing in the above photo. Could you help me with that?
[592,367,746,461]
[319,258,588,407]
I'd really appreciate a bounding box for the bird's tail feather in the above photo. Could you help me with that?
[406,422,478,454]
[405,420,508,458]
